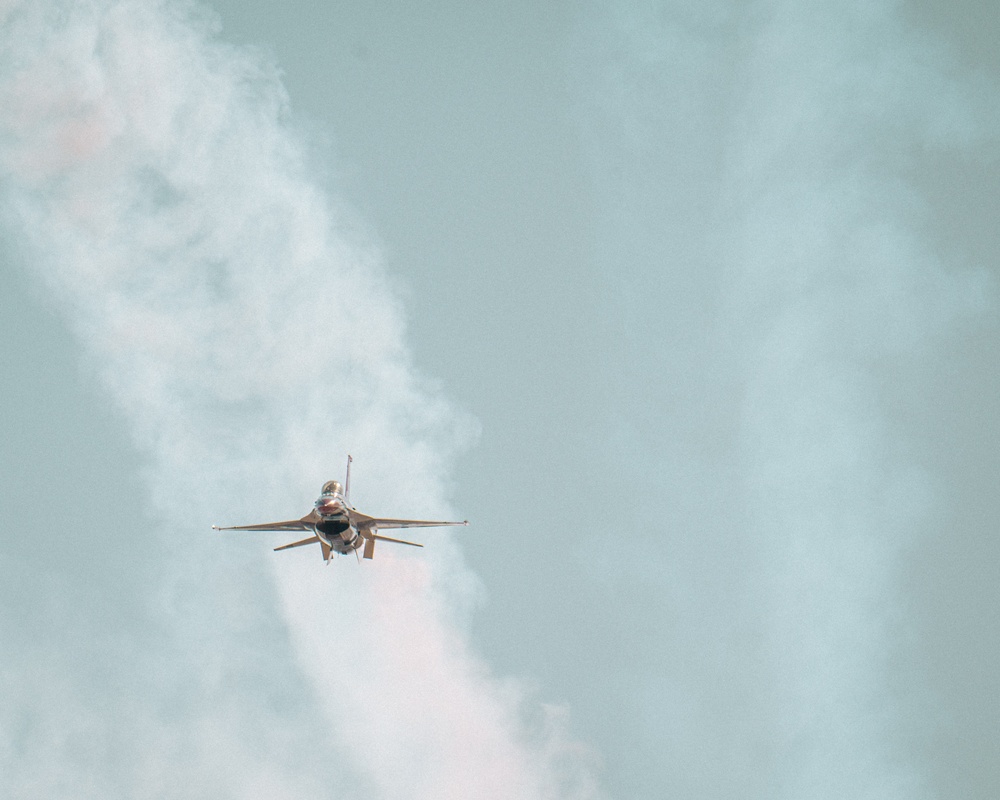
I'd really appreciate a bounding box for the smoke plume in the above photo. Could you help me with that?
[0,1,598,798]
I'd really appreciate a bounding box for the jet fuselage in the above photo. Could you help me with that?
[313,483,363,555]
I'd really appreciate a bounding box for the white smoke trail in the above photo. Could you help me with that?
[0,1,599,798]
[723,2,992,798]
[572,0,994,796]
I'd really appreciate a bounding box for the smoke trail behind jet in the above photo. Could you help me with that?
[0,1,599,798]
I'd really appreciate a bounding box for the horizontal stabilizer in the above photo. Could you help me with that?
[274,535,320,552]
[370,532,424,548]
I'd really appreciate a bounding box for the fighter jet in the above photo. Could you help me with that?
[212,456,468,563]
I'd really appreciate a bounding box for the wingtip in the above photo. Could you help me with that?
[211,525,220,530]
[463,520,469,526]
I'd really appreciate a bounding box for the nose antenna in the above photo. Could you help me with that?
[345,454,352,504]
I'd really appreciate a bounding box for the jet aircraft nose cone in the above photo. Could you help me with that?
[316,496,344,515]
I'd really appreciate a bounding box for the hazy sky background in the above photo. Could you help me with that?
[1,1,998,798]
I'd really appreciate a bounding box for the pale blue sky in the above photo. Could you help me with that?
[1,1,999,798]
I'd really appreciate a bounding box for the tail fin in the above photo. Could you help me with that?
[345,454,353,504]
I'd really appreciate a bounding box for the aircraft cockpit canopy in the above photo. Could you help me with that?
[321,480,344,497]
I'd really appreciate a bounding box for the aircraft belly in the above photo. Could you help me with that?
[316,517,360,553]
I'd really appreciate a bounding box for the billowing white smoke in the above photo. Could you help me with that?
[727,2,987,798]
[723,2,992,798]
[573,0,994,797]
[0,1,598,798]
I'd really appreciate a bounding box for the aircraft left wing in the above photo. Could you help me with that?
[352,513,468,530]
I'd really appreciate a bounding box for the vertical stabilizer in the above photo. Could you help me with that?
[345,454,353,504]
